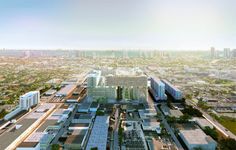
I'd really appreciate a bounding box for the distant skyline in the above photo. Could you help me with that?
[0,0,236,50]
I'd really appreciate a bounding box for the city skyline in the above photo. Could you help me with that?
[0,0,236,50]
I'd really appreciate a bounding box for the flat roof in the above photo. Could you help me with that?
[74,113,93,120]
[52,109,64,116]
[36,120,58,132]
[20,91,39,98]
[180,129,215,145]
[70,123,90,128]
[90,102,99,108]
[170,109,183,118]
[86,116,109,150]
[60,104,69,109]
[0,119,36,150]
[65,135,85,145]
[143,119,160,127]
[161,79,181,92]
[72,129,87,135]
[150,77,165,86]
[18,142,39,148]
[0,103,55,149]
[45,89,57,95]
[25,132,46,142]
[78,103,91,109]
[56,84,76,95]
[194,118,214,129]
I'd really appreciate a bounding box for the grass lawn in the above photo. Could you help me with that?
[219,119,236,135]
[210,113,236,136]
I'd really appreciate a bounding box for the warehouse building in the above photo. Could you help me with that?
[179,129,217,150]
[55,84,77,97]
[86,116,109,150]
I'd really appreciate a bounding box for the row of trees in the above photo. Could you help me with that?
[0,109,8,119]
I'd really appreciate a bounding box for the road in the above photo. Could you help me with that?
[48,104,78,149]
[147,93,184,150]
[186,100,236,140]
[113,107,120,150]
[155,105,184,150]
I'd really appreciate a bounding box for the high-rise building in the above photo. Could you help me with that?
[20,91,40,110]
[232,49,236,58]
[224,48,231,59]
[87,70,102,87]
[161,79,182,100]
[87,68,148,101]
[150,77,167,101]
[4,91,40,120]
[210,47,216,59]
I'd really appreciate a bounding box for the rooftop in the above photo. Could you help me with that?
[74,113,94,120]
[36,119,59,132]
[69,123,90,128]
[169,109,183,118]
[20,91,39,98]
[90,102,99,108]
[86,116,109,150]
[0,119,36,149]
[0,104,55,150]
[18,142,39,148]
[56,84,77,96]
[180,129,215,145]
[143,119,160,127]
[25,132,46,142]
[194,117,214,129]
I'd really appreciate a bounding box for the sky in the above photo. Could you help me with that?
[0,0,236,50]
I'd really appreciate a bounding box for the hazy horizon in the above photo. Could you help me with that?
[0,0,236,50]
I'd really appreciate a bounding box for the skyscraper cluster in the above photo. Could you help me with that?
[210,47,236,59]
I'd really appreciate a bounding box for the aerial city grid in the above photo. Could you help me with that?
[0,0,236,150]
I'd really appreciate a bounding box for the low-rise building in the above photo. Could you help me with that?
[64,129,89,150]
[142,119,161,133]
[56,84,77,97]
[193,118,214,129]
[138,109,157,119]
[0,103,55,150]
[68,123,90,130]
[160,105,183,118]
[78,103,91,113]
[89,102,99,112]
[17,142,40,150]
[72,113,94,124]
[179,129,217,150]
[86,116,109,150]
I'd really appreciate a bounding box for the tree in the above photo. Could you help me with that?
[193,147,203,150]
[197,100,210,110]
[182,106,202,117]
[185,94,192,100]
[96,110,105,116]
[118,124,123,146]
[166,116,177,123]
[179,114,191,123]
[96,97,107,103]
[219,138,236,150]
[51,144,60,150]
[0,109,8,119]
[203,127,218,140]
